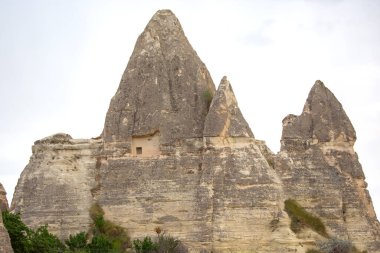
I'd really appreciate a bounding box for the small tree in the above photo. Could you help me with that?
[2,210,32,253]
[2,211,66,253]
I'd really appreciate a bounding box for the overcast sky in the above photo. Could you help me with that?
[0,0,379,216]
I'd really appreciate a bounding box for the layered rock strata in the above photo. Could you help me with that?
[12,134,102,238]
[11,10,380,253]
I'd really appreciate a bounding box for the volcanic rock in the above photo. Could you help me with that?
[10,10,380,253]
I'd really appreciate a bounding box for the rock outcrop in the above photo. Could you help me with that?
[12,134,102,238]
[0,183,14,253]
[0,183,9,212]
[277,81,380,252]
[103,9,215,155]
[11,10,380,253]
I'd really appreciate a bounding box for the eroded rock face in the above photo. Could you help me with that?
[203,77,253,138]
[10,10,380,253]
[12,134,102,238]
[103,9,215,154]
[0,183,9,212]
[0,182,13,253]
[277,80,380,252]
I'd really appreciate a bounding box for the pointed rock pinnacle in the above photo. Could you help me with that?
[203,76,254,138]
[102,10,215,148]
[281,80,356,150]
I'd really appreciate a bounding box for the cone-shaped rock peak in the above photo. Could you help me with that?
[281,80,356,151]
[103,9,215,149]
[203,76,254,138]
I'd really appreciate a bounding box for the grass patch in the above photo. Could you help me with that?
[284,199,328,238]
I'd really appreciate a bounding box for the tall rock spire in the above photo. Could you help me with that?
[103,10,215,149]
[203,76,253,138]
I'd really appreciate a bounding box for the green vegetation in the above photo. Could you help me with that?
[284,201,367,253]
[133,226,180,253]
[202,89,213,109]
[3,205,184,253]
[2,203,130,253]
[284,199,328,237]
[2,210,65,253]
[65,232,88,252]
[89,203,131,252]
[133,237,158,253]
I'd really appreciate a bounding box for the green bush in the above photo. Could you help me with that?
[29,225,66,253]
[2,210,65,253]
[284,199,328,237]
[2,211,31,253]
[133,236,158,253]
[156,234,179,253]
[89,203,130,252]
[88,235,112,253]
[65,232,88,251]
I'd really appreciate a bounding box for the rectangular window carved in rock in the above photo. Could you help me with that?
[136,147,142,155]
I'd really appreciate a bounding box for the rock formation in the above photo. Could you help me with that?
[0,183,9,212]
[12,134,102,238]
[0,183,14,253]
[103,9,215,155]
[276,80,380,252]
[10,9,380,253]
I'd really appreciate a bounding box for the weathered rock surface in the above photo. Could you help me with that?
[0,183,9,212]
[12,133,102,238]
[203,77,253,138]
[0,182,13,253]
[103,9,215,155]
[277,80,380,252]
[10,10,380,253]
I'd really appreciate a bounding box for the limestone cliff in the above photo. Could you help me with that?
[0,183,14,253]
[10,9,380,253]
